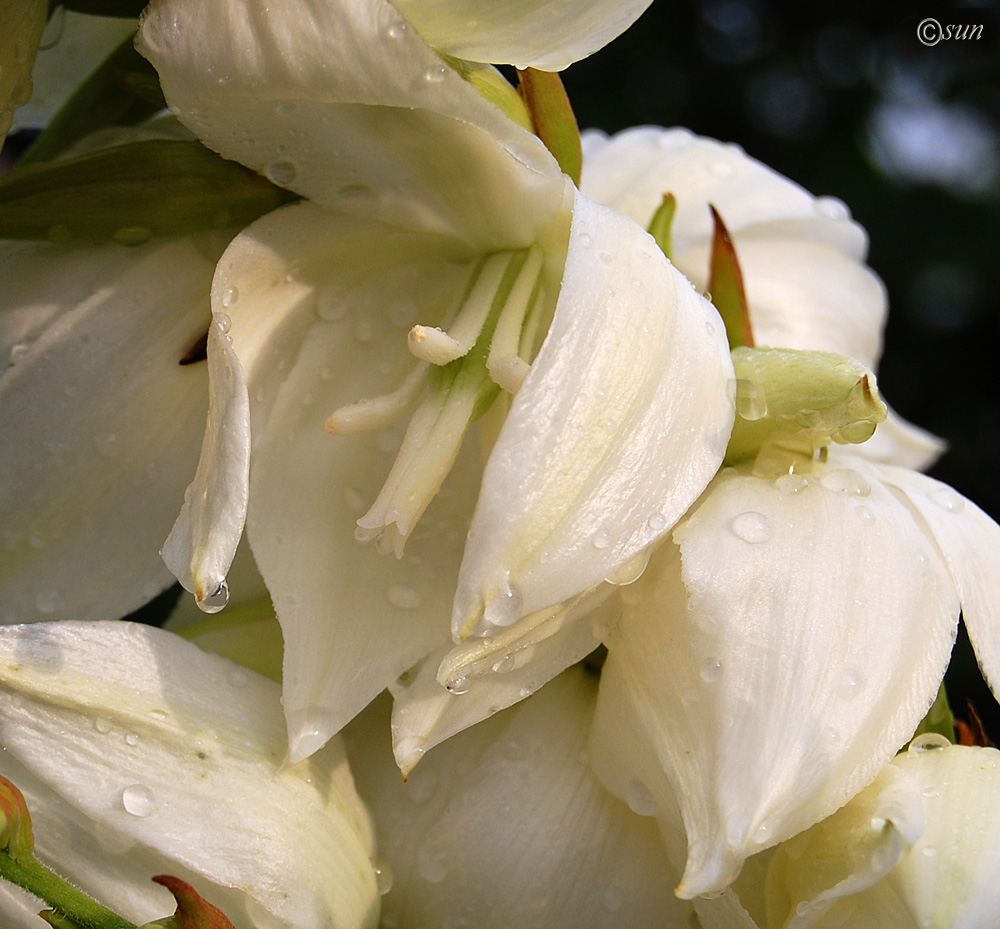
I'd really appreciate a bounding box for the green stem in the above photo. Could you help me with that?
[0,851,138,929]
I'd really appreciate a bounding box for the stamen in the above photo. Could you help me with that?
[487,246,543,393]
[407,326,462,365]
[325,362,429,435]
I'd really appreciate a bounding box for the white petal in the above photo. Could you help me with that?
[452,189,734,639]
[854,408,946,471]
[0,621,379,929]
[580,127,867,259]
[675,233,887,370]
[346,669,690,929]
[138,0,562,251]
[0,0,46,139]
[602,463,958,897]
[390,586,618,773]
[207,202,481,760]
[0,235,226,624]
[9,12,136,133]
[161,311,249,603]
[876,465,1000,700]
[392,0,654,70]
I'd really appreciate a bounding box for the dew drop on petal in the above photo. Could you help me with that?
[922,846,938,858]
[491,654,516,674]
[423,65,448,84]
[35,591,61,615]
[387,21,408,39]
[605,548,651,586]
[483,575,523,628]
[417,844,448,883]
[216,314,232,336]
[700,657,723,683]
[375,860,395,895]
[647,512,668,532]
[754,820,774,845]
[94,717,113,734]
[909,733,952,753]
[929,488,965,513]
[735,379,768,420]
[445,675,469,695]
[592,528,611,550]
[838,665,865,700]
[220,287,239,309]
[820,469,871,497]
[387,584,422,610]
[197,580,230,614]
[730,512,771,543]
[814,196,850,221]
[265,161,298,185]
[626,780,658,816]
[578,233,593,248]
[124,732,140,746]
[775,473,810,495]
[121,784,155,817]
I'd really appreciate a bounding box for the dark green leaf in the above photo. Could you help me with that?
[0,140,297,242]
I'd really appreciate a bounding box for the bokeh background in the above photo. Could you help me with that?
[564,0,1000,739]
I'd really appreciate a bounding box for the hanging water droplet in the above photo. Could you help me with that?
[35,591,61,615]
[94,716,113,734]
[216,314,232,337]
[121,784,155,817]
[820,469,871,497]
[592,527,611,550]
[375,860,395,895]
[775,473,809,495]
[838,665,865,700]
[445,675,469,695]
[265,160,298,185]
[197,580,229,614]
[734,379,768,420]
[729,511,772,544]
[605,548,651,586]
[700,657,723,683]
[387,584,422,610]
[483,574,523,628]
[814,196,850,221]
[626,780,658,816]
[929,488,964,513]
[491,654,516,673]
[220,287,239,308]
[909,733,951,753]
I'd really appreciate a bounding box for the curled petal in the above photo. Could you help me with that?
[452,189,734,639]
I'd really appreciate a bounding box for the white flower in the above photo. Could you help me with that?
[344,666,692,929]
[580,126,944,470]
[138,0,735,763]
[0,620,379,929]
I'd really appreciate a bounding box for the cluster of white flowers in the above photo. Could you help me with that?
[1,2,999,928]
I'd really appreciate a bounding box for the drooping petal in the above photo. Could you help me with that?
[138,0,563,251]
[0,621,379,929]
[345,669,690,929]
[765,743,1000,929]
[875,464,1000,700]
[9,12,137,133]
[452,189,734,639]
[203,201,482,760]
[580,127,867,259]
[599,461,959,898]
[0,234,227,624]
[0,0,46,139]
[391,0,654,70]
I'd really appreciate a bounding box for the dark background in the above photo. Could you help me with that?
[563,0,1000,740]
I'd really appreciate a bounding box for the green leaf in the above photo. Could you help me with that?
[22,34,165,164]
[516,68,582,185]
[647,192,676,262]
[51,1,147,17]
[0,139,297,243]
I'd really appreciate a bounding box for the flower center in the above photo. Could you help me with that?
[326,246,546,557]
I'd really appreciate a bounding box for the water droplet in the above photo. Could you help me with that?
[856,505,876,525]
[839,665,865,700]
[814,196,850,221]
[423,64,448,84]
[221,287,239,308]
[700,657,723,683]
[445,675,469,695]
[35,591,61,615]
[709,161,736,178]
[775,473,809,495]
[921,845,938,858]
[578,233,593,247]
[93,433,119,457]
[274,101,295,116]
[417,845,448,883]
[407,769,438,804]
[316,288,348,321]
[735,379,768,420]
[215,314,232,336]
[730,511,771,544]
[491,654,516,673]
[387,21,408,39]
[337,183,377,203]
[592,528,611,550]
[929,488,964,513]
[602,888,623,913]
[8,342,29,364]
[754,820,774,845]
[95,717,113,734]
[375,860,395,895]
[112,226,153,247]
[265,160,298,185]
[605,548,651,586]
[626,779,658,816]
[387,584,422,610]
[909,732,951,753]
[197,580,230,614]
[705,320,716,336]
[647,512,668,532]
[124,732,140,746]
[820,469,871,497]
[355,317,375,342]
[483,575,523,628]
[121,784,155,817]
